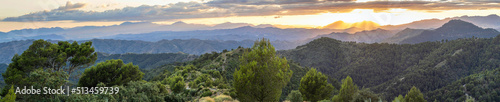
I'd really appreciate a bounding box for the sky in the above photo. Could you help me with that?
[1,0,500,32]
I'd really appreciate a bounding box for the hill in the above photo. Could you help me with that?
[279,35,500,101]
[144,47,318,101]
[105,26,332,42]
[384,20,500,44]
[312,28,397,43]
[426,67,500,101]
[0,39,304,63]
[96,52,197,69]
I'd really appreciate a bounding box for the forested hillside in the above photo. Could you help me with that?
[0,39,303,63]
[96,52,197,69]
[143,47,315,101]
[279,35,500,101]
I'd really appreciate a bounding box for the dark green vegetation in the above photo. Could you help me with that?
[280,35,500,101]
[96,52,197,69]
[233,39,293,102]
[3,39,97,87]
[78,59,144,87]
[143,39,312,101]
[2,19,500,101]
[0,38,302,64]
[299,68,335,102]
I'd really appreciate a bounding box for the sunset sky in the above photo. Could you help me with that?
[1,0,500,32]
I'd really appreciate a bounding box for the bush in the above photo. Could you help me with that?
[201,91,213,97]
[214,95,233,102]
[286,90,303,102]
[199,97,215,102]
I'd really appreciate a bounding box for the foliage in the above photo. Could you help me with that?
[1,85,15,102]
[233,38,293,102]
[214,95,233,102]
[280,36,500,101]
[201,91,213,97]
[299,68,335,102]
[287,90,303,102]
[22,68,68,100]
[165,75,185,93]
[332,76,358,102]
[110,81,168,102]
[78,59,144,87]
[404,86,426,102]
[351,88,382,102]
[3,39,97,87]
[392,95,404,102]
[96,52,196,69]
[426,67,500,101]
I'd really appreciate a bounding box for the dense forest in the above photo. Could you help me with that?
[279,36,500,101]
[1,32,500,101]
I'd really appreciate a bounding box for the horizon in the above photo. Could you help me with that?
[1,0,500,32]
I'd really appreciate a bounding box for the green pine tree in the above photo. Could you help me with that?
[78,59,144,87]
[1,85,16,102]
[299,68,335,102]
[404,86,426,102]
[287,90,303,102]
[332,76,358,102]
[233,38,293,102]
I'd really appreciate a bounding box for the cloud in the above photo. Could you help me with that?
[3,0,500,22]
[207,0,354,5]
[56,1,87,11]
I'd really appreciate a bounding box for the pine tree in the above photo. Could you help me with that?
[233,38,293,102]
[404,86,426,102]
[332,76,358,102]
[78,59,144,87]
[299,68,335,102]
[1,85,16,102]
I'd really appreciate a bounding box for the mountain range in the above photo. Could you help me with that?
[383,20,500,44]
[2,14,500,44]
[279,36,500,101]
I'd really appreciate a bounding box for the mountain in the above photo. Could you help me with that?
[96,52,197,69]
[104,26,333,42]
[279,36,500,101]
[381,28,425,43]
[384,20,500,44]
[144,47,315,101]
[426,67,500,101]
[0,63,7,86]
[381,14,500,30]
[0,22,281,42]
[311,28,397,43]
[456,14,500,29]
[323,20,381,31]
[0,39,302,63]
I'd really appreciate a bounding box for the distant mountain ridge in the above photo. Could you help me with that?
[311,28,397,43]
[104,26,333,42]
[0,38,302,63]
[384,20,500,44]
[380,14,500,30]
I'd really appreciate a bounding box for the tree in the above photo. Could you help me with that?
[332,76,358,102]
[287,90,303,102]
[392,95,404,102]
[78,59,144,87]
[3,40,97,87]
[1,85,15,102]
[23,68,68,101]
[299,68,335,102]
[233,38,293,102]
[404,86,426,102]
[166,75,185,93]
